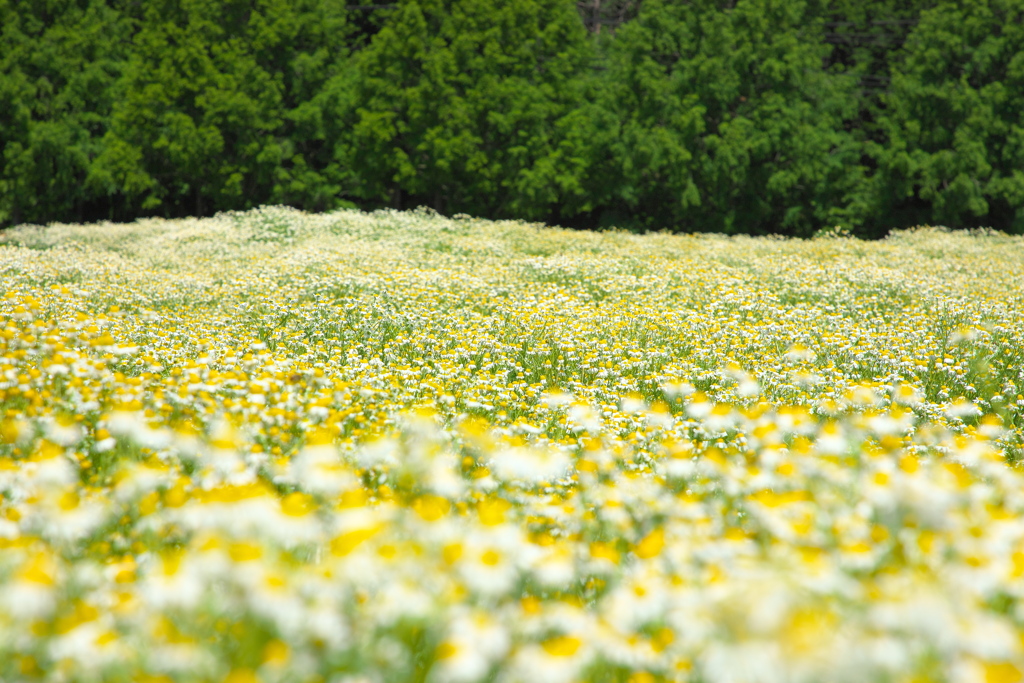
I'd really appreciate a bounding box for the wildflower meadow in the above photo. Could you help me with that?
[2,207,1024,683]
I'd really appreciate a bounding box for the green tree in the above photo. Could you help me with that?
[587,0,866,236]
[0,0,131,226]
[92,0,352,220]
[870,0,1024,233]
[321,0,597,220]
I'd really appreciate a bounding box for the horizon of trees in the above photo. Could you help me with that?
[2,0,1023,237]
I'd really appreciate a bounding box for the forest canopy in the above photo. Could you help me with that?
[2,0,1022,237]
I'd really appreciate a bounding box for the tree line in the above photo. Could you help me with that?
[2,0,1023,237]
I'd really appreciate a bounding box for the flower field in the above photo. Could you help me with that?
[2,207,1024,683]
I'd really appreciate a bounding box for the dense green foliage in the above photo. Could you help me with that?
[1,0,1022,236]
[872,0,1024,234]
[585,0,864,235]
[319,0,595,220]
